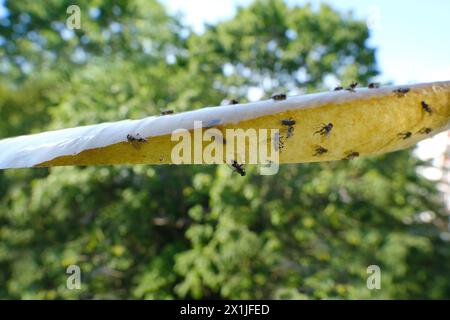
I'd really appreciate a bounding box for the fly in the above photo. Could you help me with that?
[393,88,410,97]
[314,123,333,137]
[127,133,148,149]
[418,127,433,134]
[346,81,358,92]
[398,131,412,140]
[344,151,359,160]
[160,110,174,115]
[281,118,296,126]
[271,93,287,101]
[230,160,246,176]
[313,146,328,156]
[281,118,296,139]
[421,101,432,114]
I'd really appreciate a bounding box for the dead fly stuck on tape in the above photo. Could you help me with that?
[281,118,296,139]
[228,99,240,105]
[346,82,358,92]
[393,88,410,97]
[344,151,359,160]
[313,146,328,156]
[160,110,174,115]
[397,131,412,140]
[314,123,334,138]
[230,160,246,176]
[418,127,433,134]
[127,133,148,149]
[281,118,296,127]
[368,82,380,89]
[334,86,344,91]
[271,93,287,101]
[421,101,432,114]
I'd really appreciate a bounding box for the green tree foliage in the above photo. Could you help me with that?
[0,0,449,299]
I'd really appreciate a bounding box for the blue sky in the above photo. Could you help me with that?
[165,0,450,85]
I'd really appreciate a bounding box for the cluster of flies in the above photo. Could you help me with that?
[126,109,175,147]
[391,89,432,137]
[126,83,435,177]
